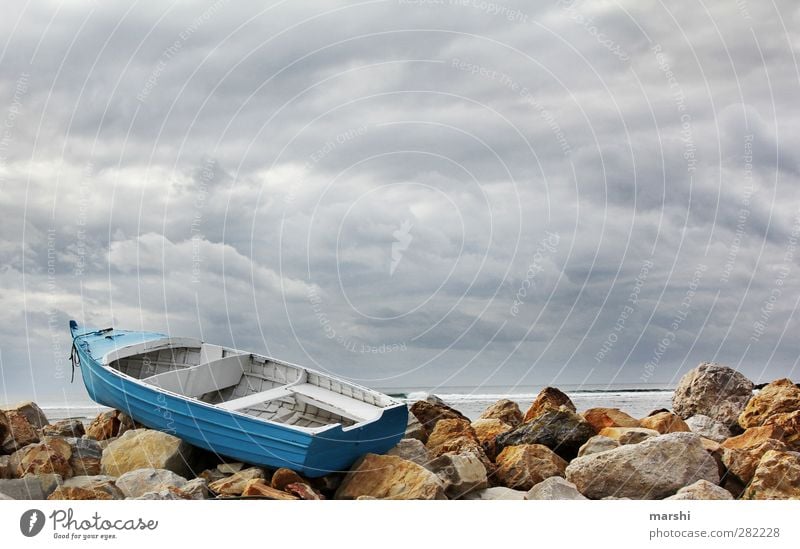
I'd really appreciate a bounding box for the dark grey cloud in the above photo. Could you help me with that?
[1,0,800,403]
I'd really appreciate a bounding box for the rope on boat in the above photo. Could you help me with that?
[69,327,113,383]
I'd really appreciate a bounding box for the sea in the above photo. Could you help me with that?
[39,384,674,424]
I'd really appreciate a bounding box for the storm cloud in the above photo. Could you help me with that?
[1,0,799,404]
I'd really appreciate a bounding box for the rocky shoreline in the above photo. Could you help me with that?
[1,362,799,500]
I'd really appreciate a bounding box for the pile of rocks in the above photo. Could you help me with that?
[1,362,798,500]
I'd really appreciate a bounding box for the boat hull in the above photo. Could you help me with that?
[70,322,407,477]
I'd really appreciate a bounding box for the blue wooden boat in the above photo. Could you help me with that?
[69,321,407,477]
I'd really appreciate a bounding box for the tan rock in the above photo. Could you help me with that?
[743,450,800,500]
[739,379,800,429]
[494,444,567,491]
[216,462,244,474]
[63,475,124,499]
[42,419,85,438]
[471,418,512,459]
[241,479,299,499]
[425,419,492,471]
[0,455,12,479]
[460,486,527,500]
[404,412,428,443]
[285,482,323,500]
[764,410,800,451]
[68,438,102,476]
[209,467,265,496]
[0,410,9,443]
[525,476,587,500]
[720,424,785,450]
[523,387,575,423]
[101,429,193,476]
[479,399,523,427]
[16,441,73,478]
[48,486,113,500]
[722,439,787,484]
[271,468,304,491]
[665,479,733,500]
[334,454,446,500]
[1,411,39,452]
[409,400,468,431]
[1,401,49,429]
[85,410,135,441]
[599,426,659,443]
[639,412,691,434]
[582,408,640,431]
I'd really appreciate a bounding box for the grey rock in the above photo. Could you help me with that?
[115,468,188,498]
[460,486,527,500]
[387,439,430,466]
[426,453,488,498]
[685,415,732,443]
[0,474,63,500]
[665,479,733,500]
[526,476,588,500]
[566,432,720,499]
[496,408,596,460]
[673,363,754,428]
[578,435,620,457]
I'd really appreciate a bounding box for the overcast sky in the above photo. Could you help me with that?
[1,0,799,404]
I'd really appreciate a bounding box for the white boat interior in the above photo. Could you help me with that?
[103,338,397,432]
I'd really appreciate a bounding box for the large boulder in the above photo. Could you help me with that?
[523,387,575,423]
[42,419,85,438]
[387,439,430,466]
[1,402,49,429]
[427,453,488,498]
[409,400,468,432]
[685,415,731,442]
[764,410,800,450]
[743,450,800,500]
[85,409,136,441]
[479,399,523,427]
[672,362,754,428]
[1,410,40,452]
[578,435,620,457]
[739,379,800,429]
[496,407,596,460]
[471,418,512,459]
[335,454,446,500]
[101,429,193,477]
[664,479,733,500]
[526,476,587,500]
[582,408,639,431]
[639,412,690,434]
[115,468,188,498]
[494,444,567,491]
[208,467,266,496]
[721,438,787,485]
[16,439,73,478]
[565,432,719,499]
